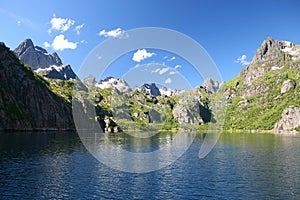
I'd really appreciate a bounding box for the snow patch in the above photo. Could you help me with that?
[271,66,284,71]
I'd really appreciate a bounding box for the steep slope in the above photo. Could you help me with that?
[0,42,74,130]
[221,37,300,131]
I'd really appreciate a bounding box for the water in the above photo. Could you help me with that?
[0,132,299,199]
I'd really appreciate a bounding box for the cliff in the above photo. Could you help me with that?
[0,43,74,131]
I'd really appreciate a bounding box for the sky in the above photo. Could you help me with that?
[1,0,300,89]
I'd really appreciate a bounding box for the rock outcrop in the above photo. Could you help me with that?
[202,78,220,93]
[83,74,96,86]
[221,37,300,130]
[239,37,300,87]
[96,77,131,93]
[274,106,300,131]
[14,38,62,70]
[136,83,161,96]
[0,42,74,130]
[281,79,296,94]
[172,94,203,125]
[159,87,182,96]
[36,64,77,80]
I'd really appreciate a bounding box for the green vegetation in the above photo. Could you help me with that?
[221,57,300,130]
[47,79,75,103]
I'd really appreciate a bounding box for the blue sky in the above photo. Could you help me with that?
[1,0,300,89]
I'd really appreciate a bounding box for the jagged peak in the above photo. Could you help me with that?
[14,38,63,70]
[251,37,284,64]
[22,38,34,48]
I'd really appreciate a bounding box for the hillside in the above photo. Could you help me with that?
[221,37,300,131]
[0,42,74,130]
[1,37,300,132]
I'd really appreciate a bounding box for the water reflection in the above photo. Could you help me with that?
[79,131,196,173]
[0,132,299,199]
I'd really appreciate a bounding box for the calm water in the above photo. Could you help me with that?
[0,132,299,199]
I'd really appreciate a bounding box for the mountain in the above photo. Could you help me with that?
[36,64,77,80]
[159,87,182,96]
[221,37,300,131]
[95,76,131,93]
[2,37,299,132]
[14,38,76,80]
[202,78,221,93]
[135,83,161,96]
[0,42,75,130]
[14,38,62,70]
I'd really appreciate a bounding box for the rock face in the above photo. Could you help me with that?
[14,38,62,70]
[252,37,300,64]
[0,42,74,130]
[96,77,131,93]
[202,78,220,93]
[137,83,161,96]
[281,79,296,94]
[240,37,300,86]
[274,106,300,131]
[14,38,77,80]
[159,87,182,96]
[221,37,300,130]
[172,94,203,125]
[83,74,96,86]
[36,64,77,80]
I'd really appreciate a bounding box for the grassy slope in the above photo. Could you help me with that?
[222,57,300,130]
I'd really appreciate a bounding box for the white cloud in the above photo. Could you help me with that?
[174,64,182,69]
[132,49,155,62]
[169,71,177,75]
[168,56,176,61]
[164,78,172,84]
[43,42,50,48]
[17,20,21,25]
[48,14,75,33]
[235,54,250,66]
[151,67,169,75]
[75,24,84,35]
[159,67,169,75]
[152,68,161,73]
[51,34,77,51]
[98,27,128,39]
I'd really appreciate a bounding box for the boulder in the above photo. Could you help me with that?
[274,106,300,131]
[281,79,296,94]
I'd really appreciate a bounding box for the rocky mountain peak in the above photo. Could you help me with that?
[95,77,131,93]
[16,38,34,53]
[251,37,279,64]
[202,78,220,93]
[14,38,62,70]
[138,83,161,96]
[251,37,300,64]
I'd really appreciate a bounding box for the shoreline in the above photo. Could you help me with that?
[1,128,299,135]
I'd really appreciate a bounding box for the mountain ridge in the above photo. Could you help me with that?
[14,38,77,80]
[1,37,300,132]
[0,42,75,131]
